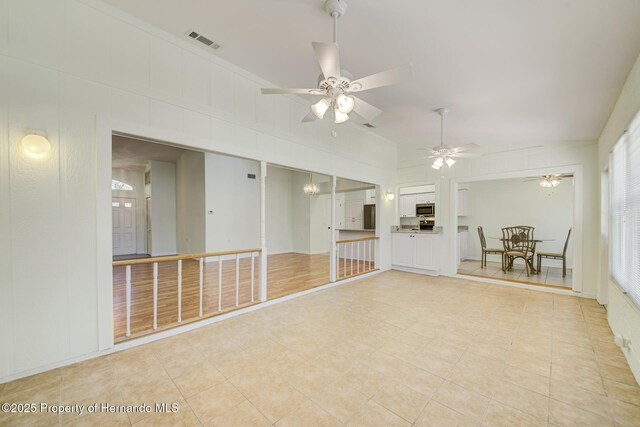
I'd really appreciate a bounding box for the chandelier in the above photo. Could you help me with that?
[539,175,560,188]
[303,174,320,195]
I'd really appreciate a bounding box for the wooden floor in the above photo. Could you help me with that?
[113,252,374,341]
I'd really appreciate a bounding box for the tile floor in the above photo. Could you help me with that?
[458,259,573,288]
[1,270,639,426]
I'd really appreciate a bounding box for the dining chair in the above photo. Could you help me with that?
[502,226,536,276]
[477,226,505,270]
[537,228,572,277]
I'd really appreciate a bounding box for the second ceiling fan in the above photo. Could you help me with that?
[261,0,411,124]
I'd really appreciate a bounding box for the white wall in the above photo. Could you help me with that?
[0,0,397,381]
[149,160,177,256]
[598,52,640,382]
[397,141,599,296]
[205,153,260,252]
[265,165,294,254]
[176,150,205,254]
[291,172,311,253]
[111,168,146,253]
[459,178,574,266]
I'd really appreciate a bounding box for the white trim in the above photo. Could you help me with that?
[392,266,440,276]
[0,269,382,384]
[447,273,581,296]
[449,164,584,294]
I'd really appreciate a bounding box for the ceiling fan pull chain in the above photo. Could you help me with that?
[333,12,339,44]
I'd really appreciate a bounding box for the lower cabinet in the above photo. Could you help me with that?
[392,233,441,274]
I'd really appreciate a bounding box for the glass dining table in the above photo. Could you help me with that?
[488,237,556,274]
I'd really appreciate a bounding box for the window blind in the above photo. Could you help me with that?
[610,110,640,306]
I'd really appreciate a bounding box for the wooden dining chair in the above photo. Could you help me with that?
[477,226,505,270]
[537,228,572,277]
[502,226,536,276]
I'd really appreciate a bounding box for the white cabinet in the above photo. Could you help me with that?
[345,199,364,230]
[457,189,469,216]
[416,192,435,204]
[399,194,417,218]
[392,232,441,274]
[391,233,414,267]
[365,189,376,205]
[457,230,469,265]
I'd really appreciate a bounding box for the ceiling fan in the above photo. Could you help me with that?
[260,0,411,125]
[524,173,573,188]
[418,108,480,169]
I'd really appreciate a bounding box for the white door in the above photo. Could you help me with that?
[414,235,436,269]
[346,199,364,230]
[392,233,414,267]
[113,197,137,256]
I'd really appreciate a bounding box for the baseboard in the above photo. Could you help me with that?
[392,265,440,276]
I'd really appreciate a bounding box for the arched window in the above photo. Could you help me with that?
[112,179,134,191]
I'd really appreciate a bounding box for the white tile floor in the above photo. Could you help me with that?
[0,270,637,426]
[458,259,573,288]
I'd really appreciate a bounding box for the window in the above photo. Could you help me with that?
[112,179,133,191]
[610,110,640,306]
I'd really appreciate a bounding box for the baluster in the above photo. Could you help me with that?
[343,243,347,278]
[199,258,204,317]
[368,239,372,271]
[357,241,360,274]
[177,259,182,323]
[350,242,354,276]
[336,245,339,279]
[235,253,240,307]
[125,265,131,337]
[153,262,158,330]
[251,252,255,303]
[218,255,223,312]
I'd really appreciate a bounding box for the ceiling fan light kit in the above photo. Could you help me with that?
[260,0,411,126]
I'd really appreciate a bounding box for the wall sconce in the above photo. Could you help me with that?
[20,133,51,159]
[385,191,395,201]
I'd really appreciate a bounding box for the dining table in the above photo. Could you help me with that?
[488,237,556,274]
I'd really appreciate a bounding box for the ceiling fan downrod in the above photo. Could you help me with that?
[324,0,348,44]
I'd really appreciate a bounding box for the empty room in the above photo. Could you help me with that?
[1,0,640,426]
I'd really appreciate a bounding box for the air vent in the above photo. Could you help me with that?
[363,123,376,128]
[185,29,222,50]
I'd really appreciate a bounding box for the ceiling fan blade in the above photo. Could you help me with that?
[449,152,479,159]
[452,143,480,153]
[347,64,412,92]
[523,178,540,182]
[352,96,382,122]
[261,88,323,95]
[301,110,318,123]
[312,42,341,80]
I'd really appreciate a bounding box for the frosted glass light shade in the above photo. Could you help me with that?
[20,134,51,159]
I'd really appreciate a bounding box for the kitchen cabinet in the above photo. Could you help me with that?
[457,230,469,265]
[416,192,435,204]
[345,199,364,229]
[392,232,441,275]
[365,189,376,205]
[399,194,417,217]
[457,189,469,216]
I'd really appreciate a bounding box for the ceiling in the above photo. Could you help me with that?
[104,0,640,149]
[112,135,186,171]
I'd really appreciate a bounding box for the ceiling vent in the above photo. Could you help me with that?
[186,30,222,50]
[363,123,376,128]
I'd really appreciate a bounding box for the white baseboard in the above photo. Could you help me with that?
[392,265,440,276]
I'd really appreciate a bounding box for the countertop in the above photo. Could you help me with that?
[391,227,443,234]
[337,228,376,232]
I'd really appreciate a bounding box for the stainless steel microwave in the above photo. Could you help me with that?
[416,203,435,217]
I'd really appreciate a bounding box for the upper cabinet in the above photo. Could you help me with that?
[399,194,417,217]
[365,189,376,205]
[457,189,469,216]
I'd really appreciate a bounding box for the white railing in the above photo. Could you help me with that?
[336,237,379,280]
[113,248,262,340]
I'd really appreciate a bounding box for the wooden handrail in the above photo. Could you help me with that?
[113,248,262,267]
[336,236,380,244]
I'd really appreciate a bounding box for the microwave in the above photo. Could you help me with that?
[416,203,435,217]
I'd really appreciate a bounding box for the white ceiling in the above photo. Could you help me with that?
[112,135,186,171]
[104,0,640,149]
